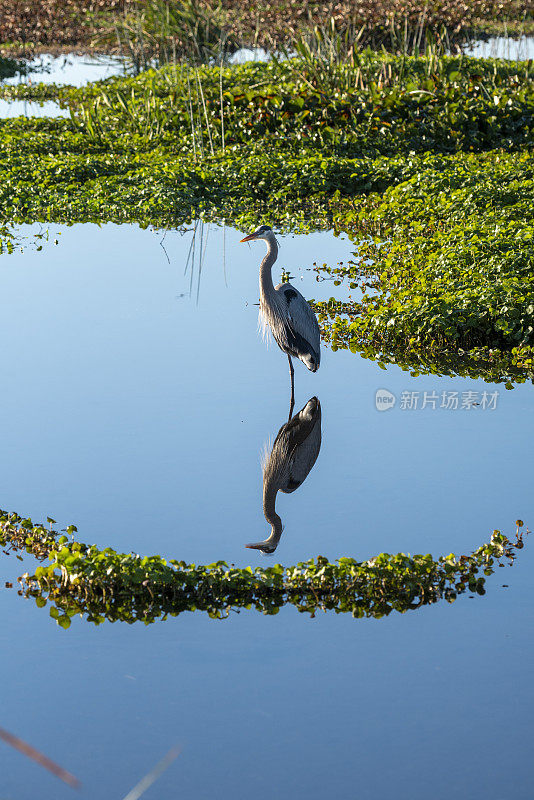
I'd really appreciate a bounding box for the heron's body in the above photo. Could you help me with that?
[240,226,321,412]
[257,234,321,373]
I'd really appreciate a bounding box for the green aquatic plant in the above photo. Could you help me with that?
[3,54,534,156]
[60,56,534,154]
[95,0,235,72]
[320,150,534,355]
[0,510,527,626]
[1,139,531,366]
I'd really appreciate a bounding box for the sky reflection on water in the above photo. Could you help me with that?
[0,98,66,119]
[0,221,530,565]
[3,54,126,87]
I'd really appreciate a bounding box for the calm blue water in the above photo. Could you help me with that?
[3,54,126,86]
[0,99,66,118]
[0,222,532,800]
[466,36,534,60]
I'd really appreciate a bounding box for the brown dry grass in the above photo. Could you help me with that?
[223,0,531,45]
[0,0,530,58]
[0,0,124,54]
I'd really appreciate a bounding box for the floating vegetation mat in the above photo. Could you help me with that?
[0,511,528,626]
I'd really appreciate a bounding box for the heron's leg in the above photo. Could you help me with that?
[288,355,295,421]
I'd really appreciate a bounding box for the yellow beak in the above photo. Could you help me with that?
[240,233,257,242]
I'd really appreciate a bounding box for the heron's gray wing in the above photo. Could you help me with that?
[269,410,314,462]
[266,398,320,488]
[282,419,322,493]
[278,397,322,494]
[274,283,321,367]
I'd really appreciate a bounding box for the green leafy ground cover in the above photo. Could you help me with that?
[318,149,534,380]
[2,54,534,154]
[0,510,527,626]
[0,52,533,377]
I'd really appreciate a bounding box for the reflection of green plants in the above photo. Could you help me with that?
[0,224,20,254]
[318,316,534,385]
[0,56,26,81]
[0,510,527,626]
[0,224,54,255]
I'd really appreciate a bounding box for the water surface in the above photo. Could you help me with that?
[466,35,534,60]
[0,99,66,118]
[0,226,532,799]
[2,54,126,86]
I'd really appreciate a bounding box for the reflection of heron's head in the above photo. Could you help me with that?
[245,540,277,556]
[240,224,274,243]
[245,519,284,556]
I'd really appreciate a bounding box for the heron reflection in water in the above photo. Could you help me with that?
[246,397,322,554]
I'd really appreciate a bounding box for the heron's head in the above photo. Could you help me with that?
[240,224,274,243]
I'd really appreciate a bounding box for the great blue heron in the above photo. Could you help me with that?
[240,225,320,418]
[246,396,322,554]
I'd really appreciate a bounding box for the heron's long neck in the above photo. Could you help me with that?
[259,236,278,302]
[263,482,283,541]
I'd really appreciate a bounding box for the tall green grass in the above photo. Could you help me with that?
[65,47,534,161]
[93,1,532,73]
[96,0,236,72]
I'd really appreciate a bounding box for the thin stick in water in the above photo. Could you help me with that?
[121,746,182,800]
[196,71,214,156]
[219,56,225,152]
[197,221,211,305]
[189,221,197,297]
[184,226,195,276]
[0,726,81,789]
[222,220,227,288]
[185,69,197,161]
[159,228,170,265]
